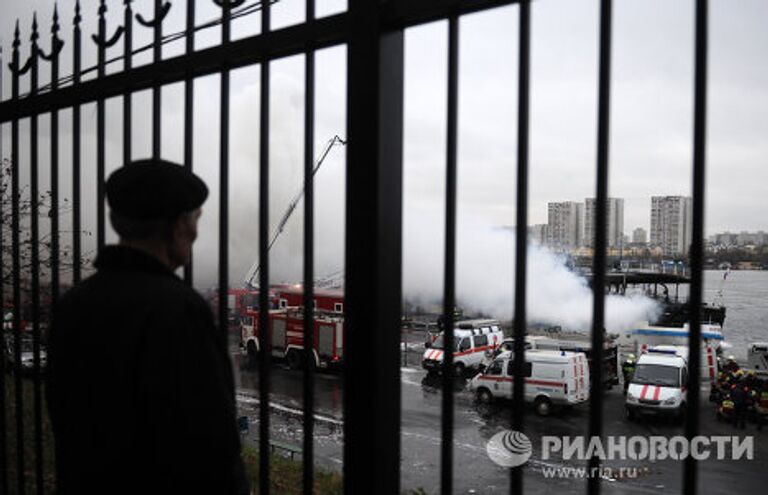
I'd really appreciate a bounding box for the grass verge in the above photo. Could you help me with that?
[3,377,424,494]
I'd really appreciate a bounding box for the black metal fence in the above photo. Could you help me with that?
[0,1,709,494]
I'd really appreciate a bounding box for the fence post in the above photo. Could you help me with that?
[344,3,404,493]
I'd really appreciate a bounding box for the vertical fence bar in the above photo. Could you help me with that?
[587,1,612,494]
[28,16,45,495]
[183,0,195,286]
[684,1,708,494]
[258,3,272,493]
[152,0,162,160]
[440,15,459,495]
[218,0,232,369]
[49,4,62,348]
[511,1,531,493]
[344,2,404,492]
[96,1,107,252]
[72,1,82,285]
[0,41,7,495]
[10,20,26,495]
[302,1,316,493]
[45,8,63,488]
[123,0,133,167]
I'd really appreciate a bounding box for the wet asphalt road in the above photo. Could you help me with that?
[231,336,768,494]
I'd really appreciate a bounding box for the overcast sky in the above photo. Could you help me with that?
[2,0,767,288]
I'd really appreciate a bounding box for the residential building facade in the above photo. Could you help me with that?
[650,196,693,256]
[632,227,648,245]
[546,201,584,250]
[584,197,625,249]
[528,224,549,245]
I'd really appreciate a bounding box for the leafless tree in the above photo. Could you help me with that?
[1,157,93,303]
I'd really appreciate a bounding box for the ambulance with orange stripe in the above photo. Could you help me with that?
[468,349,590,416]
[624,345,715,421]
[422,320,503,376]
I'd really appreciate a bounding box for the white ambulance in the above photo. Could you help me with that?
[468,349,590,416]
[747,342,768,372]
[625,346,691,421]
[422,320,503,376]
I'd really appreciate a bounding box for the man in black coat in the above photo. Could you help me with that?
[47,159,249,494]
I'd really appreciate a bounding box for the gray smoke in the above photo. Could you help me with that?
[403,209,660,333]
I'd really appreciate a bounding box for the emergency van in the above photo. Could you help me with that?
[422,320,503,376]
[747,342,768,372]
[625,346,694,421]
[468,350,590,416]
[486,333,620,389]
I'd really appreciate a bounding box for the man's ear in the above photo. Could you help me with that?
[172,211,198,238]
[168,215,186,242]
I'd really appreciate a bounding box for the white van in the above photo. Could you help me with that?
[468,350,590,416]
[748,342,768,372]
[625,348,689,421]
[422,321,503,375]
[637,344,718,383]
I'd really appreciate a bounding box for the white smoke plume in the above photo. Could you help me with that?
[403,210,659,333]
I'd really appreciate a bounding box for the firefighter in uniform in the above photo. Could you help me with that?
[729,383,750,429]
[47,160,248,495]
[622,354,636,394]
[719,394,735,423]
[756,381,768,432]
[723,356,740,373]
[712,369,734,403]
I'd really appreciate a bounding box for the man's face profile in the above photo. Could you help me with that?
[169,208,202,269]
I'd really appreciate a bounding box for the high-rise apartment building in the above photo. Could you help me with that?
[528,224,549,245]
[584,197,625,248]
[632,227,648,245]
[650,196,693,256]
[546,202,583,249]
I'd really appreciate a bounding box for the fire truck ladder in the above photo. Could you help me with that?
[244,135,347,288]
[314,269,345,290]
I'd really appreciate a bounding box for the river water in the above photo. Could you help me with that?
[704,269,768,359]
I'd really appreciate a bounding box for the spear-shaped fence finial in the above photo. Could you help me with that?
[52,3,60,34]
[31,12,39,47]
[41,3,65,61]
[9,20,20,73]
[74,0,82,27]
[13,19,20,50]
[9,18,33,75]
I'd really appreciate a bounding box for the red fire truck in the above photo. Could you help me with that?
[240,308,345,370]
[273,286,344,313]
[210,288,278,326]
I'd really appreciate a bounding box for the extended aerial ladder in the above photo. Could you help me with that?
[244,135,346,288]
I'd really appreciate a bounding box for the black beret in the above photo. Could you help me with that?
[106,159,208,220]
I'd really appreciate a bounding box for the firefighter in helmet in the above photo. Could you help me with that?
[622,353,636,394]
[756,380,768,432]
[723,355,740,373]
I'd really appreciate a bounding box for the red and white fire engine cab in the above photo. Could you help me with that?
[240,308,345,370]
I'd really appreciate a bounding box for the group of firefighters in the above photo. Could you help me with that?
[621,353,768,430]
[711,357,768,430]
